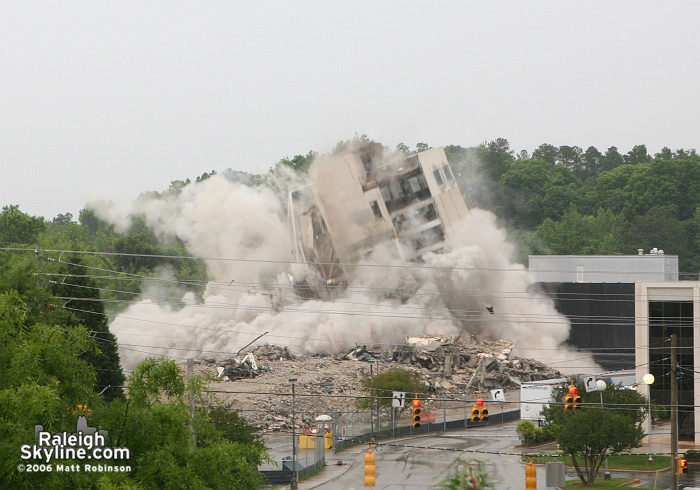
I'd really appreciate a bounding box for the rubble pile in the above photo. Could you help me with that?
[250,344,294,361]
[339,335,561,394]
[192,335,563,429]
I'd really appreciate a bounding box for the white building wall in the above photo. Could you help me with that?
[635,282,700,444]
[416,147,468,227]
[308,153,391,264]
[530,255,679,283]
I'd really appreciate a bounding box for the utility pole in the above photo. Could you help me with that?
[671,334,678,490]
[289,378,298,490]
[375,359,380,438]
[370,364,374,439]
[186,358,196,448]
[35,244,42,288]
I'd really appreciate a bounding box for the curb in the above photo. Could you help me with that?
[303,460,354,490]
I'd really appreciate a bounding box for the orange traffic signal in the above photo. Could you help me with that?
[525,460,536,489]
[364,450,376,487]
[565,385,580,411]
[412,399,421,429]
[471,405,480,422]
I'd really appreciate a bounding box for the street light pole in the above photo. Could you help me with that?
[671,334,678,490]
[643,373,655,465]
[596,379,611,481]
[290,378,298,490]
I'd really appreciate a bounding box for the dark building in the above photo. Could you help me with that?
[529,253,678,371]
[538,282,636,370]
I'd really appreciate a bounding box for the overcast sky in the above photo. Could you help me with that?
[2,1,699,220]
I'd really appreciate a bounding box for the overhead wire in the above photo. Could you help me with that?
[51,280,646,327]
[8,247,697,375]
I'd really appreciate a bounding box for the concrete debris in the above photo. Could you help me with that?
[216,353,268,382]
[249,344,294,361]
[193,336,562,429]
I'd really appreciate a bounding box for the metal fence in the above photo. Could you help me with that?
[261,401,520,484]
[261,433,326,485]
[333,403,520,453]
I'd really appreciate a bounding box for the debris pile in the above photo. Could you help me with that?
[193,335,563,429]
[337,335,560,393]
[250,344,294,361]
[216,353,267,381]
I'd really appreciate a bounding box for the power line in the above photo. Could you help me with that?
[5,246,697,276]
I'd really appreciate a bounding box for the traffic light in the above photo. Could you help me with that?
[364,447,376,487]
[525,460,536,490]
[565,385,580,410]
[477,397,488,422]
[412,399,421,429]
[471,405,480,422]
[677,457,688,475]
[564,393,573,410]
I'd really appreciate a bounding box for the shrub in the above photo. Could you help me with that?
[654,405,670,420]
[516,420,537,445]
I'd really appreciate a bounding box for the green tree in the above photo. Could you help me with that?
[0,291,100,489]
[602,146,624,172]
[477,138,514,182]
[395,142,411,154]
[532,143,558,165]
[46,255,125,401]
[99,358,270,489]
[274,152,316,173]
[557,145,583,170]
[624,206,690,266]
[0,205,46,247]
[497,160,580,229]
[582,146,604,178]
[536,207,625,255]
[356,368,428,411]
[542,380,647,485]
[51,212,74,226]
[624,144,650,166]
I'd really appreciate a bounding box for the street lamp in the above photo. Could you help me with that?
[643,373,655,465]
[289,378,298,490]
[597,379,611,481]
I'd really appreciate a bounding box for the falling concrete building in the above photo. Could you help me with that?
[288,144,468,285]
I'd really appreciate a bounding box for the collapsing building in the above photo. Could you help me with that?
[287,145,468,286]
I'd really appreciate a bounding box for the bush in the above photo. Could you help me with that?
[539,423,557,442]
[516,420,537,444]
[654,405,670,420]
[516,420,556,445]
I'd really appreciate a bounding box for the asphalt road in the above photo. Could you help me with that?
[317,421,534,489]
[263,422,700,489]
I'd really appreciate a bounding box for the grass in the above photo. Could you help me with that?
[562,477,654,488]
[522,454,671,471]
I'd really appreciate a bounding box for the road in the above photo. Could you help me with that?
[317,421,535,489]
[265,421,700,489]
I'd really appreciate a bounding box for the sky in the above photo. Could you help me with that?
[2,1,699,220]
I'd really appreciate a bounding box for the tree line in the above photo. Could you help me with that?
[443,140,700,274]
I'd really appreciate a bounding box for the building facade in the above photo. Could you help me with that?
[530,253,679,370]
[529,253,678,284]
[288,145,468,285]
[635,281,699,442]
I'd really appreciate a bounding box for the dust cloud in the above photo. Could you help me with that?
[94,160,599,374]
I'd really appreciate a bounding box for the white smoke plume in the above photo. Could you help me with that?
[99,164,599,374]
